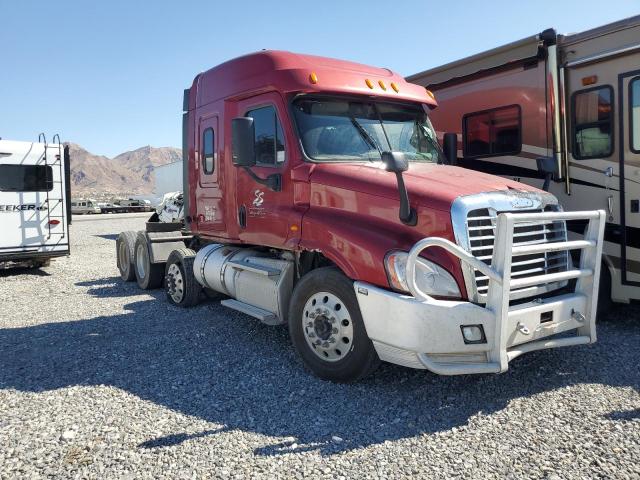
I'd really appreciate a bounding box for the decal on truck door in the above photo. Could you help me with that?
[249,189,266,217]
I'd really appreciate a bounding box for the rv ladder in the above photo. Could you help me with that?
[42,134,67,240]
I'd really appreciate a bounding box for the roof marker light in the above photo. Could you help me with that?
[390,82,399,93]
[425,89,436,100]
[48,219,60,225]
[378,80,387,91]
[581,75,597,86]
[365,79,374,89]
[309,72,318,84]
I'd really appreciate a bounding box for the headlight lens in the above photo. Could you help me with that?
[384,250,461,299]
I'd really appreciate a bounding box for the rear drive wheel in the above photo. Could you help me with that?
[165,248,201,307]
[288,267,380,382]
[116,231,137,281]
[134,232,164,289]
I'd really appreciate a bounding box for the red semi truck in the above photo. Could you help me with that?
[116,51,605,382]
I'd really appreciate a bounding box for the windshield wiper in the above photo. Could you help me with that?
[349,116,381,159]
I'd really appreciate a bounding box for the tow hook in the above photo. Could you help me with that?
[571,309,586,324]
[517,322,531,335]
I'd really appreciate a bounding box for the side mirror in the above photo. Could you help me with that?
[381,151,408,173]
[443,132,458,165]
[381,151,416,226]
[231,117,255,167]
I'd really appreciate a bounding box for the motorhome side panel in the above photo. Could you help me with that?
[563,48,640,294]
[426,61,551,185]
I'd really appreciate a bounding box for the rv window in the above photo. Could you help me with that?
[463,105,521,158]
[0,165,53,192]
[631,78,640,153]
[202,128,215,174]
[572,86,613,159]
[245,106,285,166]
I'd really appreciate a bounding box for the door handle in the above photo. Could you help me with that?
[607,195,614,221]
[604,166,614,177]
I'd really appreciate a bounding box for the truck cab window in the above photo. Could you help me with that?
[202,128,215,174]
[0,165,53,192]
[246,106,285,166]
[463,105,521,158]
[572,86,613,159]
[631,78,640,152]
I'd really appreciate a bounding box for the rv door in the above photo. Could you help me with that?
[618,70,640,286]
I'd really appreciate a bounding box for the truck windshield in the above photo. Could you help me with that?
[292,97,444,163]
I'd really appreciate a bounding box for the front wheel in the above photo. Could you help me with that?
[288,267,380,382]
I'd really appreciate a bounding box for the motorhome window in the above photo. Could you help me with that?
[631,77,640,152]
[292,97,444,163]
[202,128,215,174]
[0,165,53,192]
[463,105,521,158]
[245,106,285,166]
[572,86,613,159]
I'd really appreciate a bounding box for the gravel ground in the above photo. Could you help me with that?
[0,214,638,479]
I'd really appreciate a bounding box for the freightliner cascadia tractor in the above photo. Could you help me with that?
[116,51,605,382]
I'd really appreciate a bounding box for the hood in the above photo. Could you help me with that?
[309,162,544,211]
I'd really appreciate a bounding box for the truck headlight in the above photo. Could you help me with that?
[384,250,461,299]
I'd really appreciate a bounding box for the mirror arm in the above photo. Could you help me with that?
[395,172,417,226]
[242,166,282,192]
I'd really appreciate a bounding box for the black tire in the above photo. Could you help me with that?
[145,221,182,233]
[116,231,137,281]
[288,267,380,382]
[597,263,613,320]
[133,232,164,289]
[164,248,201,307]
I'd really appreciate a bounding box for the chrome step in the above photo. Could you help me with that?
[220,299,279,325]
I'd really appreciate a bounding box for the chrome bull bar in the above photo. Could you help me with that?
[405,210,606,374]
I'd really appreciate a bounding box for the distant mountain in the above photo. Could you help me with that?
[66,143,181,196]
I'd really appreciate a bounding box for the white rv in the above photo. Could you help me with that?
[0,136,70,268]
[409,16,640,305]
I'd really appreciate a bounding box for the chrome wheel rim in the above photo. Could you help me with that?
[302,291,354,362]
[136,243,146,278]
[166,263,184,303]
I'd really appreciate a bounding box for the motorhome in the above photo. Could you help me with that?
[71,198,101,214]
[0,136,70,268]
[408,15,640,305]
[115,51,605,381]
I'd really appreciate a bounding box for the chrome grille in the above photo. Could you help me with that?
[466,207,569,302]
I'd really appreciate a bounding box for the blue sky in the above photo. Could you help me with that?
[1,0,638,157]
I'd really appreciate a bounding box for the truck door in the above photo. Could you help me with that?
[234,93,302,248]
[618,70,640,286]
[196,114,225,233]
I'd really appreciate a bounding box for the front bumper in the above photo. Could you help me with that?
[354,210,606,375]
